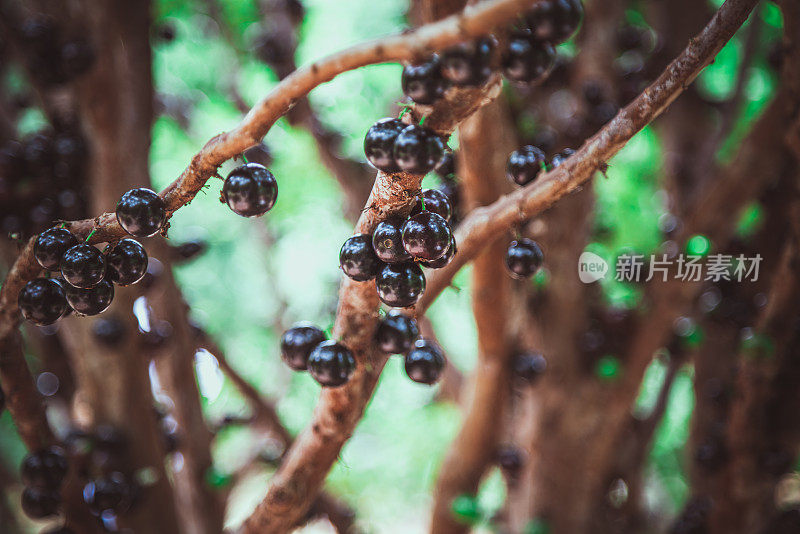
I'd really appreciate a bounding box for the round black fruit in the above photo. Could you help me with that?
[66,280,114,316]
[18,278,68,326]
[376,310,420,354]
[83,472,131,515]
[280,323,327,371]
[440,38,495,87]
[21,486,61,519]
[549,148,575,169]
[394,125,445,175]
[21,447,69,489]
[421,235,456,269]
[116,188,167,238]
[340,234,382,282]
[106,238,148,286]
[61,244,106,288]
[364,118,405,173]
[526,0,583,45]
[402,211,451,261]
[503,37,555,84]
[372,219,412,264]
[376,262,426,308]
[307,340,356,387]
[507,145,546,186]
[34,227,79,271]
[222,163,278,217]
[505,239,544,279]
[404,338,445,384]
[513,352,547,381]
[402,57,446,105]
[411,189,453,222]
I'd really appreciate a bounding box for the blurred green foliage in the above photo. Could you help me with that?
[0,0,783,531]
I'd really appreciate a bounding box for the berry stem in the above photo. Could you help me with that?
[85,228,97,243]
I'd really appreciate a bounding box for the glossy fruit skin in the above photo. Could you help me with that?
[394,125,445,175]
[21,486,61,519]
[404,338,445,384]
[525,0,583,45]
[65,279,114,316]
[410,189,453,222]
[440,38,495,87]
[60,244,106,288]
[376,262,426,308]
[372,219,412,264]
[340,234,382,282]
[438,182,461,224]
[421,234,456,269]
[364,118,405,173]
[21,447,69,489]
[502,37,555,84]
[116,188,166,237]
[83,472,131,515]
[513,352,547,381]
[222,163,278,217]
[507,145,546,186]
[280,323,327,371]
[549,148,575,169]
[18,278,68,325]
[307,340,356,387]
[106,238,148,286]
[376,310,420,354]
[402,56,447,105]
[91,316,126,346]
[34,227,79,270]
[505,239,544,279]
[402,211,452,261]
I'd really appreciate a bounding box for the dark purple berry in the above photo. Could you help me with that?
[21,447,69,489]
[116,188,166,237]
[376,262,426,308]
[440,37,495,87]
[364,118,405,173]
[438,182,461,222]
[91,316,126,346]
[307,340,356,387]
[502,37,555,84]
[340,234,382,282]
[505,239,544,279]
[60,40,95,79]
[222,163,278,217]
[525,0,583,45]
[376,310,419,354]
[18,278,68,325]
[513,352,547,381]
[402,57,446,105]
[83,472,131,515]
[404,338,445,384]
[105,239,148,286]
[21,486,61,519]
[549,148,575,169]
[60,244,106,288]
[372,219,412,264]
[411,189,453,222]
[435,150,456,179]
[280,323,327,371]
[496,445,524,473]
[421,234,456,269]
[394,125,445,175]
[507,146,545,186]
[402,211,452,261]
[65,279,114,316]
[34,227,79,271]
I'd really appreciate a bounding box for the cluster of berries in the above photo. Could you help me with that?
[19,446,69,523]
[280,311,446,387]
[9,15,95,87]
[364,118,445,176]
[340,188,455,307]
[401,0,583,107]
[0,126,90,239]
[506,144,574,187]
